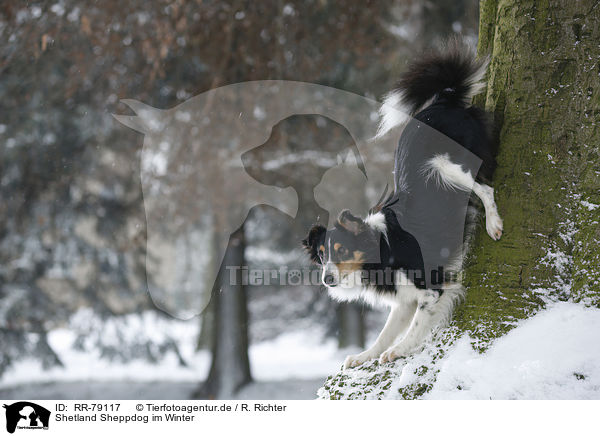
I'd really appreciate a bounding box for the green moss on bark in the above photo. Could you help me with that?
[459,0,600,344]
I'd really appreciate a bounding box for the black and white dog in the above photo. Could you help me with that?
[302,44,503,369]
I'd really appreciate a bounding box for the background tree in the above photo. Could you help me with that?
[197,227,252,399]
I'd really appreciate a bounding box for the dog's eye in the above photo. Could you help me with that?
[318,248,324,257]
[338,246,348,257]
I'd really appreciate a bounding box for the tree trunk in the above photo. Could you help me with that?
[194,226,252,398]
[456,0,600,344]
[197,229,218,351]
[337,303,365,349]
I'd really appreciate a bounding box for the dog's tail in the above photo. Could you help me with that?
[376,41,488,138]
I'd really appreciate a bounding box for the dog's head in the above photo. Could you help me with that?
[302,210,384,291]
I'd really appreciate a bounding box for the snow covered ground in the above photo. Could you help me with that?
[321,301,600,399]
[0,327,344,387]
[425,302,600,399]
[0,309,348,399]
[2,302,599,400]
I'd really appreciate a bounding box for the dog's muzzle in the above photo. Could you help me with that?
[322,262,339,287]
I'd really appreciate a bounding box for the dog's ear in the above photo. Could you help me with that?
[337,209,366,235]
[302,225,326,264]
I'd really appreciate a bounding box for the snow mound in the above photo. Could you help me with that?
[319,302,600,399]
[427,302,600,399]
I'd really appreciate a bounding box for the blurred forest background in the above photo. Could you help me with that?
[0,0,478,399]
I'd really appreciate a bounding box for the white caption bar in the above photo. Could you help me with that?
[0,400,596,436]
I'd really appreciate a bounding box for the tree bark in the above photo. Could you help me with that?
[194,226,251,398]
[337,303,365,349]
[197,229,218,352]
[456,0,600,345]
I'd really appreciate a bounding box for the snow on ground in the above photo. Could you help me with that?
[0,309,346,398]
[249,330,345,380]
[4,302,599,399]
[426,302,600,399]
[319,301,600,399]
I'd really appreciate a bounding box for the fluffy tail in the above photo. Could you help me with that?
[377,41,488,137]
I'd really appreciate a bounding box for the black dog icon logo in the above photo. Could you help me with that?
[3,402,50,433]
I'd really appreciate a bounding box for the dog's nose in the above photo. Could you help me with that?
[323,273,337,287]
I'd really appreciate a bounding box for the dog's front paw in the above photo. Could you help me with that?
[379,346,408,364]
[486,211,503,241]
[343,351,377,369]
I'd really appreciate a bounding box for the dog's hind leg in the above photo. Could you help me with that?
[343,302,416,369]
[422,153,503,240]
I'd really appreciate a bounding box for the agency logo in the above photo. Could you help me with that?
[2,402,50,434]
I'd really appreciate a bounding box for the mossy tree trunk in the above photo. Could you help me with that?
[319,0,600,399]
[456,0,600,344]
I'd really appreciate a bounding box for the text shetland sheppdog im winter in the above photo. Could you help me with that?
[303,41,503,369]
